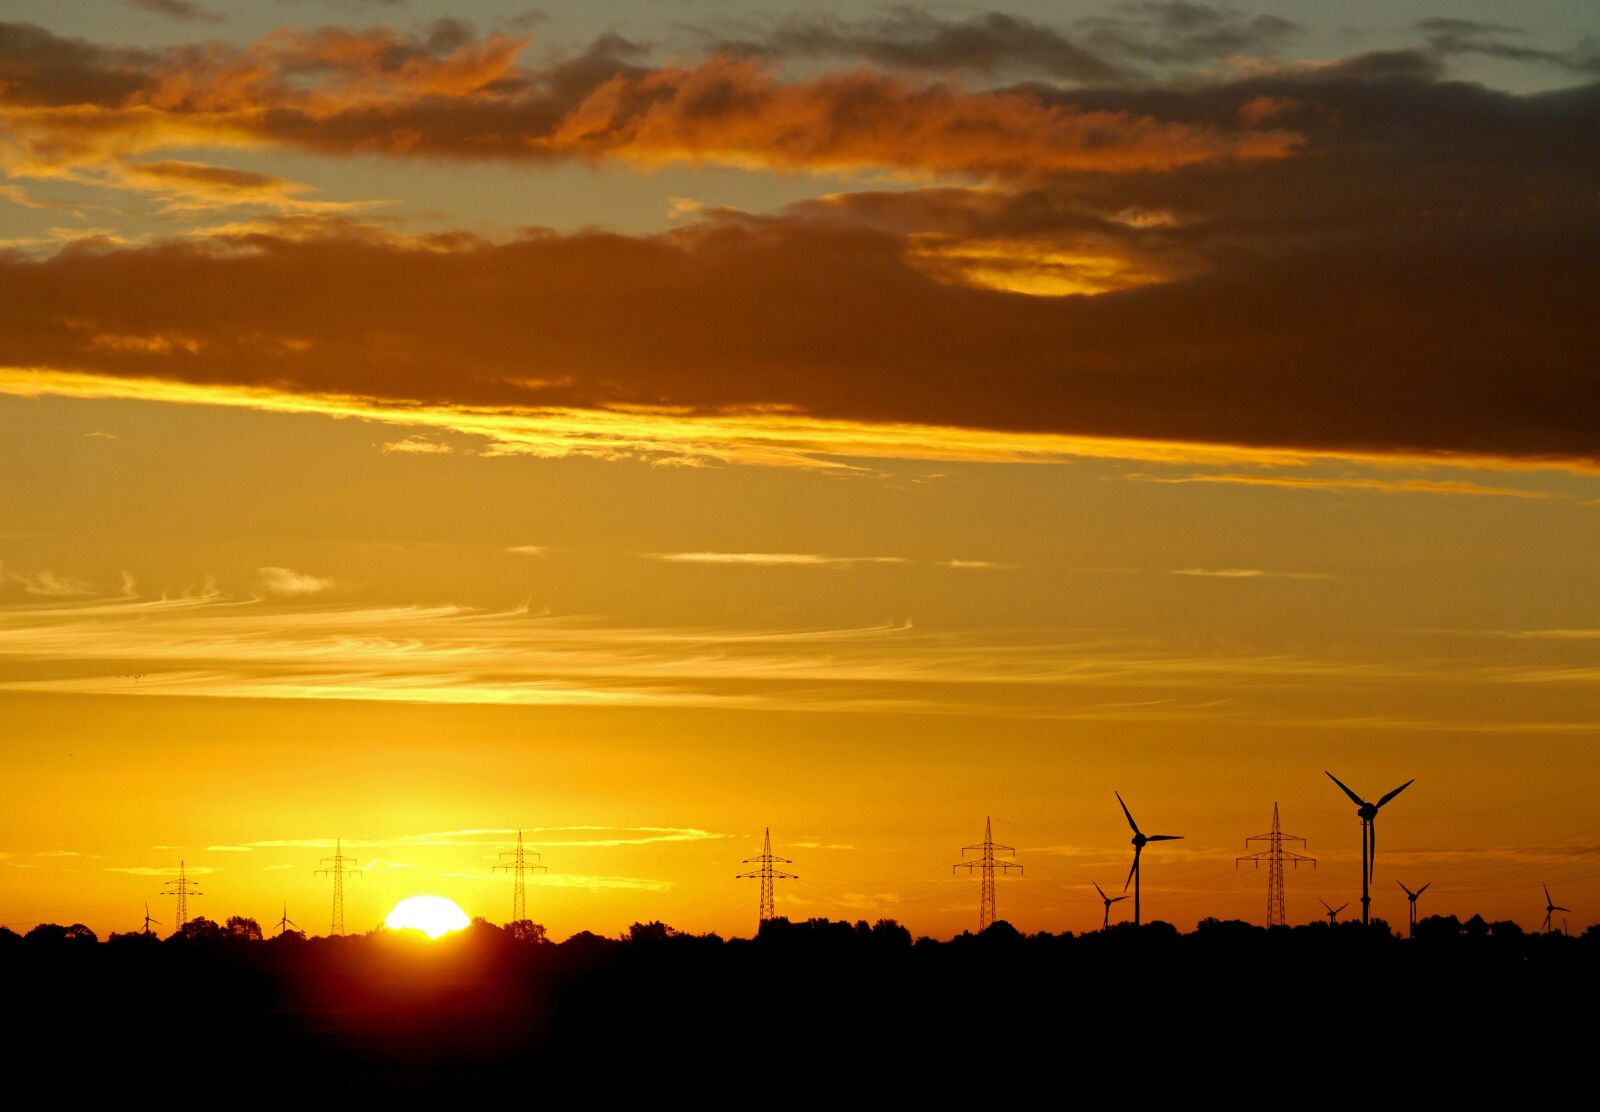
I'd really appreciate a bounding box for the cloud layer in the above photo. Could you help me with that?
[0,17,1595,470]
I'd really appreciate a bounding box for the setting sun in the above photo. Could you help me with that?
[385,896,471,940]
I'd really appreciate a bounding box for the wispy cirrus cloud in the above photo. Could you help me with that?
[107,864,218,875]
[257,566,334,597]
[238,826,729,850]
[1171,568,1334,580]
[0,589,1594,730]
[1126,473,1559,498]
[649,552,908,567]
[383,436,454,455]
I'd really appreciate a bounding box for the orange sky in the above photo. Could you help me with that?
[2,2,1597,940]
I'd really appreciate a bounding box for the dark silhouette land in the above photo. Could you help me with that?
[6,912,1592,1096]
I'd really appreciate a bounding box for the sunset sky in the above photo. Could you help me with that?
[2,1,1597,941]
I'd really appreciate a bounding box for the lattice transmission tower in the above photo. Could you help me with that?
[494,829,546,923]
[161,861,202,929]
[1236,802,1314,926]
[953,816,1022,932]
[315,839,362,935]
[736,828,797,927]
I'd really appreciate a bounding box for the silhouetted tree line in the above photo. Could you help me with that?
[3,910,1596,951]
[3,911,1594,1095]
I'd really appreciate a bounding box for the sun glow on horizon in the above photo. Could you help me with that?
[385,895,471,939]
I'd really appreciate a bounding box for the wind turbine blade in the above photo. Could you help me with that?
[1325,771,1368,808]
[1094,882,1108,901]
[1544,882,1552,905]
[1147,835,1183,841]
[1110,895,1130,904]
[1377,779,1415,809]
[1418,882,1430,896]
[1115,791,1141,835]
[1553,905,1570,913]
[1335,904,1348,914]
[1124,846,1141,892]
[1320,898,1333,912]
[1398,882,1413,897]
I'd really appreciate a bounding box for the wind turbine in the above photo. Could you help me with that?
[141,902,161,936]
[1093,881,1130,929]
[1542,884,1570,935]
[1398,881,1430,937]
[1319,898,1348,926]
[1115,791,1183,926]
[1325,772,1413,924]
[275,902,299,936]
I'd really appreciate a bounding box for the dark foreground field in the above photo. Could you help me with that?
[4,916,1594,1096]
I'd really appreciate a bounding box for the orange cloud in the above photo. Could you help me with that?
[0,23,1296,182]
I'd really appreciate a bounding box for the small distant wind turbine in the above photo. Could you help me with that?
[1093,881,1130,929]
[275,902,299,936]
[1542,883,1569,935]
[1325,771,1413,924]
[1115,791,1182,926]
[1319,898,1348,926]
[1398,881,1431,937]
[141,901,161,936]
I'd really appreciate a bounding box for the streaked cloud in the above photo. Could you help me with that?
[1127,473,1559,498]
[257,566,334,597]
[0,590,1593,730]
[204,845,252,852]
[2,564,95,597]
[237,826,728,850]
[942,559,1019,570]
[382,436,454,455]
[649,552,908,567]
[506,545,547,557]
[1171,568,1334,580]
[106,864,218,875]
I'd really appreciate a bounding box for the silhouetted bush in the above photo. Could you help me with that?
[24,922,97,944]
[225,915,264,941]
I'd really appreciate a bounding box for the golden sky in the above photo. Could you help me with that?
[2,1,1597,940]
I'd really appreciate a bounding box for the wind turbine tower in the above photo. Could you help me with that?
[1325,772,1413,925]
[1398,881,1431,937]
[1543,884,1570,935]
[1115,792,1182,926]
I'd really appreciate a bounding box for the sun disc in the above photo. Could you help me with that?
[385,895,470,939]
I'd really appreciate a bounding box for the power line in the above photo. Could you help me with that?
[952,816,1021,932]
[736,827,797,929]
[494,829,546,923]
[315,839,362,936]
[1237,803,1315,926]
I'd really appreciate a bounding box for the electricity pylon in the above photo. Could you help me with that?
[736,828,797,927]
[953,816,1021,932]
[494,829,546,923]
[1236,803,1315,926]
[315,839,362,935]
[161,861,202,929]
